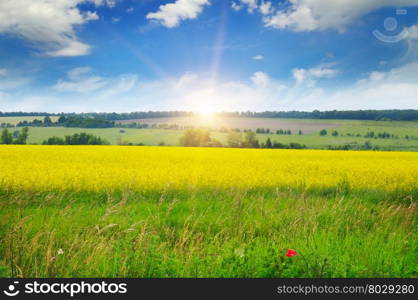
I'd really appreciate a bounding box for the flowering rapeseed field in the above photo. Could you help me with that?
[0,145,417,195]
[0,145,416,277]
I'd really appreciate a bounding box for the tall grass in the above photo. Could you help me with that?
[0,188,416,278]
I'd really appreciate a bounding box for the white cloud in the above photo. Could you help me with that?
[0,77,32,91]
[292,68,308,85]
[408,24,418,40]
[67,67,92,81]
[54,68,108,93]
[0,68,32,91]
[259,1,272,15]
[323,61,418,110]
[232,0,272,15]
[262,0,418,32]
[251,71,270,88]
[359,61,418,85]
[53,67,138,95]
[241,0,258,13]
[231,2,242,11]
[368,72,386,82]
[0,0,114,56]
[146,0,210,28]
[98,74,138,99]
[3,62,418,112]
[293,65,338,86]
[176,72,199,89]
[253,55,264,60]
[309,67,339,79]
[162,71,286,111]
[111,17,120,23]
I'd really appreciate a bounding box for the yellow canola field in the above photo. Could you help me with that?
[0,145,417,193]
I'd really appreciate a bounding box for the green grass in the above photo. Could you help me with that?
[24,118,418,151]
[27,127,182,145]
[0,116,59,125]
[1,116,416,150]
[0,188,416,278]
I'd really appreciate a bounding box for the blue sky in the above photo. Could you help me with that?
[0,0,418,112]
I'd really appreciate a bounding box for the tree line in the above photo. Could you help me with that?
[2,109,418,121]
[179,129,306,149]
[43,133,109,145]
[1,128,29,144]
[17,116,114,128]
[319,129,417,140]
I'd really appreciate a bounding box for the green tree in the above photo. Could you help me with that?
[179,129,211,147]
[265,137,273,148]
[57,115,67,124]
[320,129,328,136]
[1,128,13,144]
[43,116,53,126]
[44,133,108,145]
[226,131,242,148]
[242,131,259,148]
[209,138,223,147]
[15,127,29,144]
[43,136,65,145]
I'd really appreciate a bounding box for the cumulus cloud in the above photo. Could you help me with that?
[231,2,242,11]
[251,71,270,88]
[252,55,264,60]
[0,0,114,56]
[260,0,418,32]
[146,0,210,28]
[325,61,418,109]
[259,1,272,15]
[158,71,287,111]
[241,0,258,13]
[3,60,418,112]
[407,24,418,40]
[231,0,272,15]
[292,65,339,86]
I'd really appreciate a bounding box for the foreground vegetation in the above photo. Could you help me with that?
[0,146,416,277]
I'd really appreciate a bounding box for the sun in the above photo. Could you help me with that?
[197,106,215,118]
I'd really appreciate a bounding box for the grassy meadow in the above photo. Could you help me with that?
[0,116,59,125]
[3,115,418,150]
[20,118,418,151]
[0,145,416,277]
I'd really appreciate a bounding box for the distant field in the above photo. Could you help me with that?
[27,128,183,145]
[22,118,418,151]
[118,117,340,133]
[0,116,59,125]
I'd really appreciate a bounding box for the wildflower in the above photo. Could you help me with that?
[234,248,245,258]
[286,249,297,257]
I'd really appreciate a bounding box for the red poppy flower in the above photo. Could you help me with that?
[286,249,297,257]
